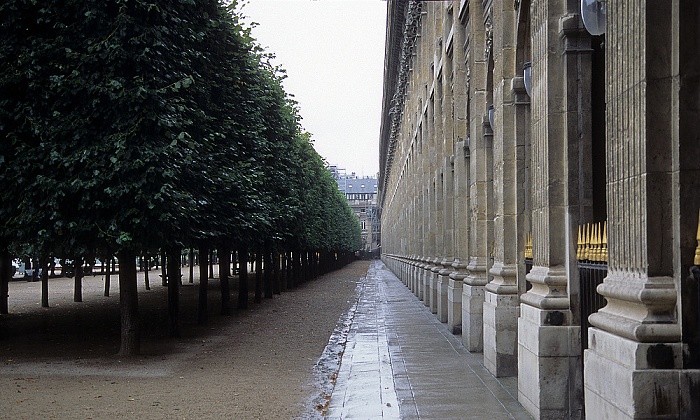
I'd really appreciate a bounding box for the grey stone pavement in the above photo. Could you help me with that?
[326,260,532,419]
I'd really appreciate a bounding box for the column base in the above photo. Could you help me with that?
[518,303,582,420]
[483,290,519,377]
[447,276,465,335]
[420,263,430,304]
[584,327,699,419]
[429,265,440,314]
[437,269,451,323]
[462,283,485,352]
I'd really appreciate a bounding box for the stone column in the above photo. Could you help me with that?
[483,2,519,378]
[426,79,441,314]
[517,1,589,418]
[450,140,469,335]
[461,0,489,352]
[438,156,455,323]
[437,5,458,324]
[584,2,700,418]
[447,1,470,336]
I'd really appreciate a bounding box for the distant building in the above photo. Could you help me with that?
[329,165,380,255]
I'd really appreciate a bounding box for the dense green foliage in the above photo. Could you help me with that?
[0,0,361,261]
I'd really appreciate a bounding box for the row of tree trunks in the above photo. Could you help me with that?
[1,244,355,357]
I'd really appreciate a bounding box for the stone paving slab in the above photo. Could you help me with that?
[327,260,532,419]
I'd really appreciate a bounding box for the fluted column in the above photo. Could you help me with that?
[482,1,520,378]
[517,1,592,418]
[437,4,458,324]
[447,1,470,335]
[584,2,696,418]
[461,0,489,352]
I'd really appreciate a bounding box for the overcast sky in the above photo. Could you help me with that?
[239,0,387,178]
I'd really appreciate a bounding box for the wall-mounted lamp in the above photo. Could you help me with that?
[581,0,606,35]
[523,62,532,97]
[488,105,495,131]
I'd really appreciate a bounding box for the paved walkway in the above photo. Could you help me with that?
[326,260,532,419]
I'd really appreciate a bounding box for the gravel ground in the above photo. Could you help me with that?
[0,260,371,419]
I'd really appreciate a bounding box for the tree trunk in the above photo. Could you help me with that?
[198,244,209,324]
[292,250,300,287]
[208,249,214,279]
[0,250,10,314]
[167,247,181,338]
[300,251,307,284]
[264,240,273,299]
[160,250,167,286]
[104,255,111,297]
[118,250,140,356]
[143,255,151,290]
[277,250,285,293]
[254,246,263,303]
[237,244,249,310]
[41,257,49,308]
[74,259,83,302]
[189,248,194,283]
[219,244,231,316]
[285,252,293,290]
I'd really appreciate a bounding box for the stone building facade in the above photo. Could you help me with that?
[330,166,381,253]
[378,0,700,418]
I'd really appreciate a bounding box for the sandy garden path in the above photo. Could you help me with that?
[0,260,371,419]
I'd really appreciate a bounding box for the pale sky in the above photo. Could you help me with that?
[239,0,387,178]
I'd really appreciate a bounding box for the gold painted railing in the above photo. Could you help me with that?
[524,232,533,259]
[577,221,607,263]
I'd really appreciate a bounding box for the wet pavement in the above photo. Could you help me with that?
[326,260,532,419]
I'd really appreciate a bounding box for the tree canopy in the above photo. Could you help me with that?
[0,0,362,260]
